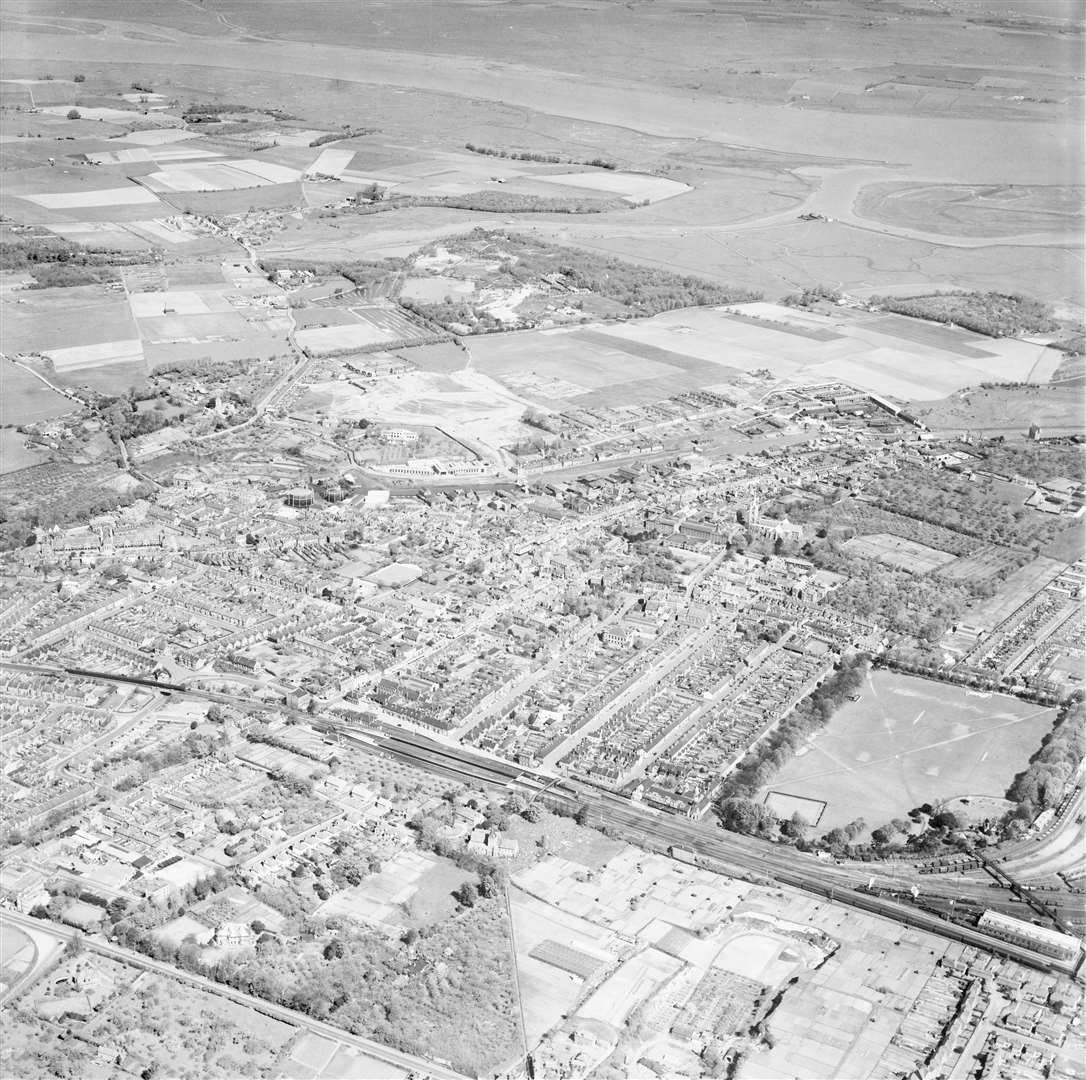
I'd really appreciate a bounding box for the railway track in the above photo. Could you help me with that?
[8,664,1082,974]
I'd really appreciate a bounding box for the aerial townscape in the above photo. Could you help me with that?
[0,2,1084,1079]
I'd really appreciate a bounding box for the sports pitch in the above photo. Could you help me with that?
[760,670,1056,833]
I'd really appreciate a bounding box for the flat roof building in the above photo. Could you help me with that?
[978,909,1081,961]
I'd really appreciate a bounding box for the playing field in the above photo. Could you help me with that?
[759,670,1056,833]
[763,791,827,827]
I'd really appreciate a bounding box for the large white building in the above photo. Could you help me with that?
[978,909,1081,962]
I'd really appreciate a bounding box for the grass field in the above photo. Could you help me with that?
[0,429,50,473]
[759,670,1057,833]
[2,286,137,353]
[0,359,74,425]
[763,791,827,827]
[912,386,1086,436]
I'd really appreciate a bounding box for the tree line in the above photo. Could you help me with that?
[717,652,870,804]
[1004,693,1084,821]
[871,291,1057,338]
[464,142,617,169]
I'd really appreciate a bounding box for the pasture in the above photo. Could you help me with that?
[0,359,74,425]
[1,285,137,353]
[0,429,50,473]
[759,670,1057,833]
[912,385,1086,437]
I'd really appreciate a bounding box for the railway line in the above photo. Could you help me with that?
[7,663,1083,976]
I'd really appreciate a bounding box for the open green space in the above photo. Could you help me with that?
[0,359,74,427]
[759,670,1057,833]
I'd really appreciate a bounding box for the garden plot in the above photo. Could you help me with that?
[314,848,435,931]
[577,947,684,1027]
[508,888,622,1047]
[514,850,747,938]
